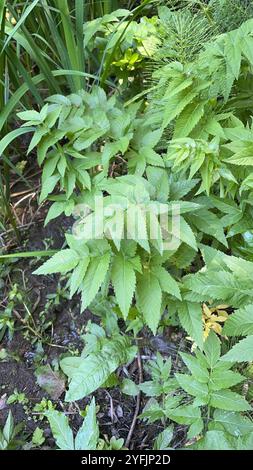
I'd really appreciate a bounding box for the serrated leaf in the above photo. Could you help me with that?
[33,249,79,275]
[136,271,162,334]
[111,254,136,320]
[213,410,253,437]
[127,204,150,252]
[69,257,90,297]
[179,216,197,250]
[64,336,135,402]
[209,389,251,412]
[81,253,111,311]
[175,373,208,399]
[39,174,60,203]
[203,331,221,368]
[45,201,66,225]
[223,304,253,337]
[190,210,227,247]
[178,301,203,349]
[121,379,139,396]
[152,266,181,300]
[168,404,202,425]
[139,381,163,397]
[184,270,252,306]
[174,101,205,138]
[180,352,209,383]
[221,336,253,363]
[209,369,244,391]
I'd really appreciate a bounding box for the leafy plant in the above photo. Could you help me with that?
[60,321,137,401]
[0,411,23,450]
[139,334,253,446]
[3,1,253,452]
[46,397,124,450]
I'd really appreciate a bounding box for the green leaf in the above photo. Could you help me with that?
[127,204,150,252]
[153,425,174,450]
[136,271,162,334]
[81,253,111,311]
[169,178,199,200]
[0,127,34,157]
[178,301,203,349]
[187,419,204,439]
[139,381,163,397]
[75,398,99,450]
[63,336,135,402]
[44,201,66,225]
[167,404,202,425]
[175,374,208,399]
[32,427,45,446]
[203,331,221,368]
[209,369,244,391]
[184,270,252,306]
[121,379,139,396]
[3,412,14,443]
[179,217,197,250]
[190,210,228,247]
[139,398,165,423]
[223,304,253,337]
[213,410,253,437]
[163,86,203,128]
[180,352,209,383]
[174,101,205,138]
[59,356,83,380]
[221,336,253,363]
[33,249,79,275]
[210,389,251,412]
[39,174,60,203]
[69,257,90,298]
[191,430,234,450]
[111,254,136,320]
[45,410,74,450]
[152,266,181,300]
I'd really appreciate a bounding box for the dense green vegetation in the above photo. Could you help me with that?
[1,0,253,451]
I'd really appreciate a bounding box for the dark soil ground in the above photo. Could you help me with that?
[0,192,187,450]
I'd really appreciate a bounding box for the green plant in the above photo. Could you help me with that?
[60,320,137,401]
[0,411,24,450]
[138,334,253,449]
[3,2,253,451]
[0,283,23,342]
[45,397,125,450]
[7,389,28,406]
[32,174,208,342]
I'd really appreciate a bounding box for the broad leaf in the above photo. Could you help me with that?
[75,398,99,450]
[221,336,253,363]
[34,250,79,275]
[45,410,74,450]
[111,254,136,320]
[136,271,162,334]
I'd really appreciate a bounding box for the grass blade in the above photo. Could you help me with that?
[3,0,41,52]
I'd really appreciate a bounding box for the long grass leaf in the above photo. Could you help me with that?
[3,0,41,52]
[0,127,34,156]
[0,1,6,26]
[54,0,81,90]
[0,250,58,258]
